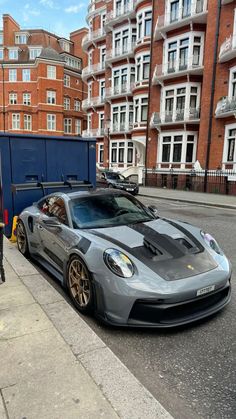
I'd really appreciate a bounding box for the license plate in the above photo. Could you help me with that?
[197,285,215,296]
[126,188,134,191]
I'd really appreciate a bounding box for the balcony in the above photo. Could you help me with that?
[215,96,236,118]
[110,122,133,134]
[82,62,105,80]
[152,56,203,84]
[221,0,234,4]
[82,28,106,50]
[82,128,105,138]
[219,35,236,63]
[105,2,136,29]
[106,42,135,64]
[105,83,134,99]
[154,0,208,40]
[82,96,105,110]
[150,108,200,128]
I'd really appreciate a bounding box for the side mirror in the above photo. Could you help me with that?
[101,174,105,179]
[42,217,61,228]
[148,205,158,217]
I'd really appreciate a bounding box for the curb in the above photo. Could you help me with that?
[139,193,236,210]
[3,238,173,419]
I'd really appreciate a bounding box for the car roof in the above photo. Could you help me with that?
[39,188,130,203]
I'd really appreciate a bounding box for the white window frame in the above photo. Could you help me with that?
[47,90,56,104]
[9,93,17,105]
[136,7,152,42]
[87,113,92,131]
[64,74,70,87]
[135,52,150,83]
[110,140,135,165]
[228,66,236,98]
[15,33,28,44]
[113,24,136,56]
[0,49,3,60]
[24,114,32,131]
[99,112,105,134]
[8,48,18,60]
[74,99,81,111]
[100,46,106,68]
[0,33,3,44]
[222,123,236,169]
[29,47,42,60]
[161,82,201,121]
[47,65,56,79]
[112,64,135,93]
[163,31,205,73]
[75,119,82,135]
[22,69,31,82]
[134,94,149,123]
[23,93,31,105]
[47,114,56,131]
[157,131,197,168]
[111,102,133,132]
[9,69,17,82]
[64,118,72,134]
[12,113,20,130]
[98,143,104,165]
[64,97,70,110]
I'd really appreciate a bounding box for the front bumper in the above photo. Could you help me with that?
[95,280,231,328]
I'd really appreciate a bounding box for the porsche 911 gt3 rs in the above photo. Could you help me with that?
[16,189,231,327]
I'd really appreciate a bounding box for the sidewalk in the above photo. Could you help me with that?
[0,238,172,419]
[139,187,236,209]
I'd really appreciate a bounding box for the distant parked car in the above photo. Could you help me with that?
[96,171,139,195]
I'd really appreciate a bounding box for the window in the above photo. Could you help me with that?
[47,91,56,104]
[101,13,106,28]
[159,132,196,164]
[112,103,133,132]
[29,48,42,60]
[169,0,194,23]
[0,33,3,44]
[161,83,200,122]
[23,93,31,105]
[64,74,70,87]
[98,143,104,164]
[136,54,150,82]
[74,99,81,111]
[60,40,70,52]
[229,67,236,98]
[113,26,136,56]
[164,32,204,73]
[9,69,17,82]
[87,113,92,130]
[137,9,152,41]
[110,141,134,165]
[75,119,82,135]
[112,66,135,93]
[0,49,3,60]
[100,79,105,99]
[12,114,20,130]
[64,118,72,134]
[22,69,31,82]
[47,114,56,131]
[15,33,27,44]
[9,49,18,60]
[99,113,104,133]
[39,196,68,225]
[134,96,148,123]
[64,56,81,69]
[225,128,236,162]
[100,46,106,68]
[24,114,32,131]
[64,97,70,110]
[9,93,17,105]
[47,65,56,79]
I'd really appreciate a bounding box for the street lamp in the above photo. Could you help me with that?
[106,117,111,170]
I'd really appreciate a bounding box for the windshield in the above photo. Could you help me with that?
[69,193,154,229]
[106,173,124,181]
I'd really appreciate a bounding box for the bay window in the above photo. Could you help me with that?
[137,9,152,41]
[165,32,204,73]
[134,96,148,123]
[113,26,136,56]
[162,83,201,122]
[110,141,134,165]
[112,65,135,93]
[136,54,150,82]
[159,132,197,164]
[111,103,133,132]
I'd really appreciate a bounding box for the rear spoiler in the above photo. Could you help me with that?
[11,180,94,195]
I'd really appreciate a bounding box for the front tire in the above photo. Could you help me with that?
[16,220,30,257]
[67,256,94,314]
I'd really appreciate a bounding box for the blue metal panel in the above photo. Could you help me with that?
[0,137,12,236]
[10,137,47,217]
[88,141,96,186]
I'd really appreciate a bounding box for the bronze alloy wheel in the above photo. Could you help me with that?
[17,221,29,257]
[68,256,93,313]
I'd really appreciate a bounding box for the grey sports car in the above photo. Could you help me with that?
[16,189,231,327]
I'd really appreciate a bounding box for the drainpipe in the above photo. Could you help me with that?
[1,64,6,132]
[144,0,155,186]
[204,0,221,192]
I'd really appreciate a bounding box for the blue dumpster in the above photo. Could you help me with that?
[0,133,96,237]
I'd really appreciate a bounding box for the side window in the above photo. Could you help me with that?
[39,196,68,225]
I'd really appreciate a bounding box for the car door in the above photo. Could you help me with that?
[37,196,77,272]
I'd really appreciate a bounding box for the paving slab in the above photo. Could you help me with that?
[0,328,76,388]
[0,284,35,310]
[2,359,119,419]
[21,274,64,305]
[43,300,106,356]
[0,393,7,419]
[3,239,38,276]
[0,303,53,340]
[2,258,21,288]
[79,346,173,419]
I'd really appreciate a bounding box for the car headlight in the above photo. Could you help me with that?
[104,249,134,278]
[201,231,222,255]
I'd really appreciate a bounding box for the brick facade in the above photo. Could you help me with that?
[0,14,88,136]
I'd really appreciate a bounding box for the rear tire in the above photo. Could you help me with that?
[16,220,30,257]
[67,255,94,314]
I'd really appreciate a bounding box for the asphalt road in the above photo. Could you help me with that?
[34,198,236,419]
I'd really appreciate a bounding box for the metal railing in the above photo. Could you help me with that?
[156,0,207,30]
[150,109,200,127]
[82,27,106,47]
[215,96,236,116]
[153,55,202,81]
[145,169,236,195]
[106,42,136,61]
[82,96,106,109]
[82,128,105,137]
[106,82,134,98]
[111,122,133,133]
[82,62,105,78]
[106,1,135,24]
[219,35,236,60]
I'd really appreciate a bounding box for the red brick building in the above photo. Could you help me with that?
[82,0,236,192]
[0,14,88,136]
